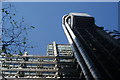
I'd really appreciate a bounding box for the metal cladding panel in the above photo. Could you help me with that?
[73,16,95,29]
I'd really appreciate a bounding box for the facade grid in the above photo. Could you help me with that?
[0,41,81,80]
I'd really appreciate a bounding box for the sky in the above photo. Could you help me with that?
[2,2,118,55]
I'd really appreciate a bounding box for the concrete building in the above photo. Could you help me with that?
[62,13,120,80]
[0,42,81,80]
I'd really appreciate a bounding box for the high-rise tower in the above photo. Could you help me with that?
[62,13,120,80]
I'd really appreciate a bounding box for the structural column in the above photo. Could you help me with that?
[53,41,59,78]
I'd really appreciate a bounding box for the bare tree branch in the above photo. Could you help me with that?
[1,3,35,55]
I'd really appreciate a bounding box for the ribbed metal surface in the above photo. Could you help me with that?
[62,13,120,80]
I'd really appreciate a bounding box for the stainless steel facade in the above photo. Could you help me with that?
[62,13,120,80]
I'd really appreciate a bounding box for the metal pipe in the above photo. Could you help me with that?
[53,41,58,56]
[63,15,101,80]
[62,15,93,80]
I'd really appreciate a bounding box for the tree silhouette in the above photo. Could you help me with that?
[0,3,35,55]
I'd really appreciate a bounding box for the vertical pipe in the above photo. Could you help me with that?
[62,16,93,80]
[53,41,58,56]
[63,15,101,80]
[53,41,59,78]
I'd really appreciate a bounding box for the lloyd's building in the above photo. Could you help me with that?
[62,13,120,80]
[0,13,120,80]
[0,42,81,80]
